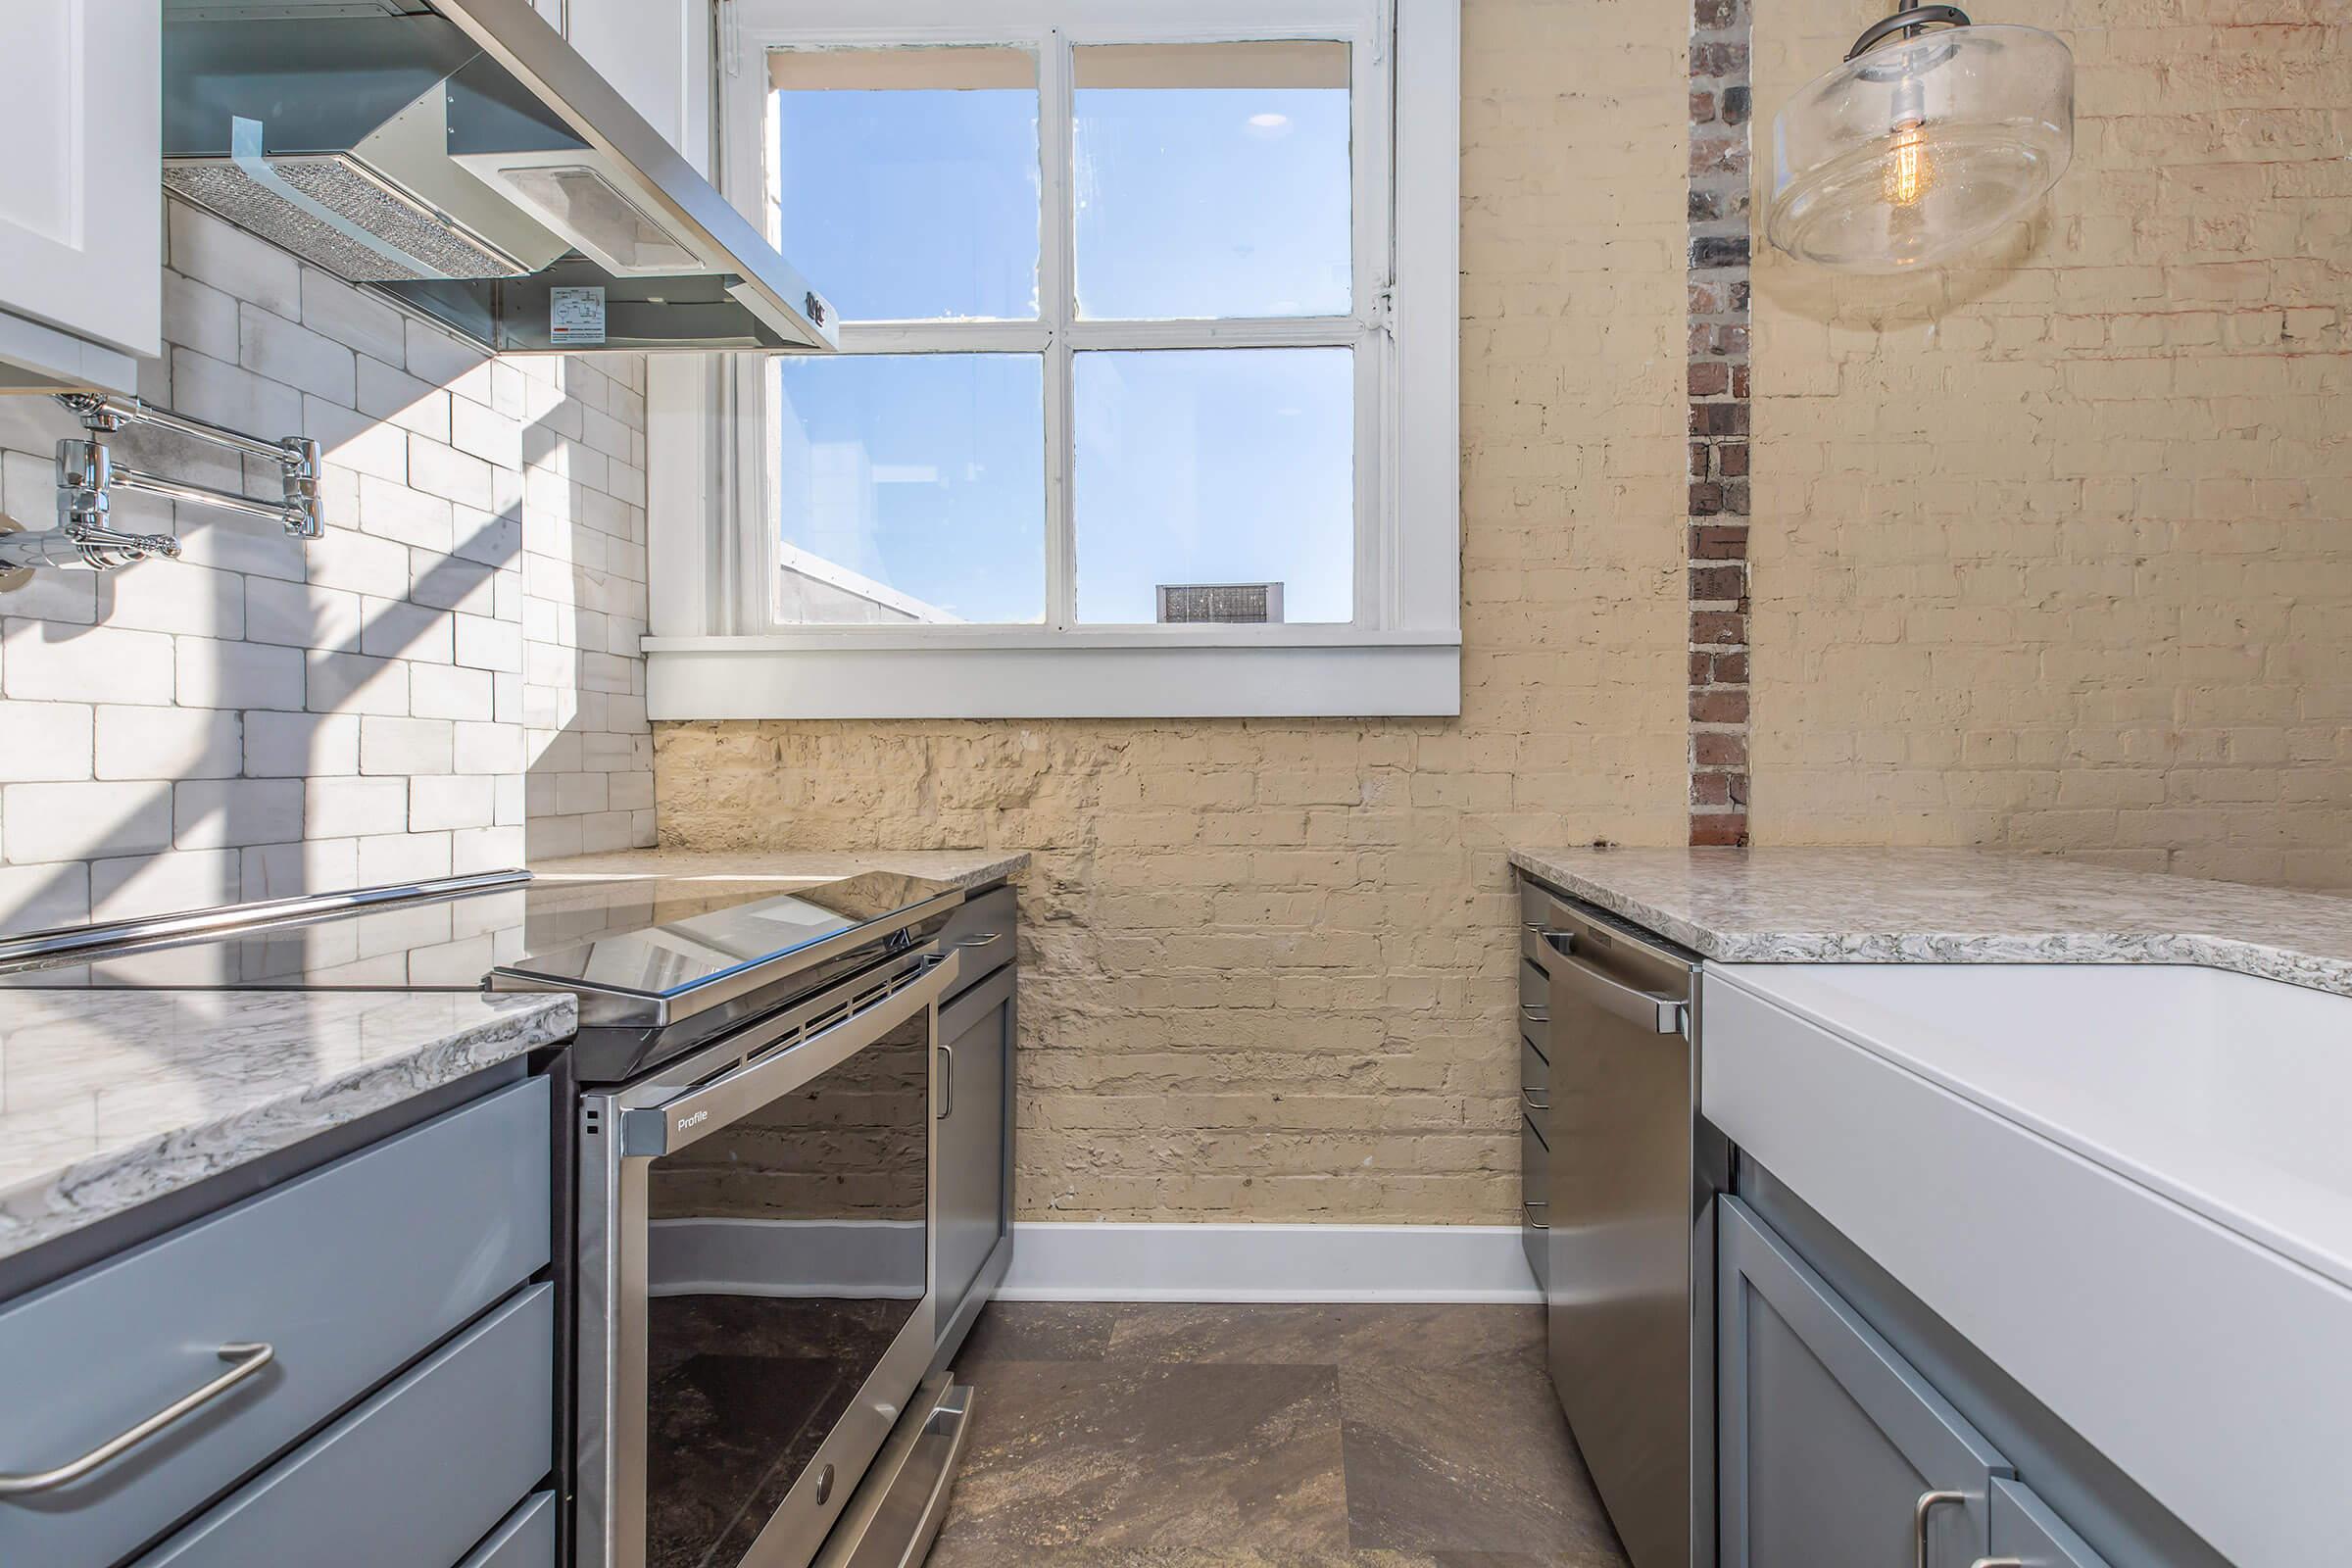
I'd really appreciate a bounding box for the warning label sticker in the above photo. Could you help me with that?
[550,286,608,347]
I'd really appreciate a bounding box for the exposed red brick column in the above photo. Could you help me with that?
[1688,0,1753,847]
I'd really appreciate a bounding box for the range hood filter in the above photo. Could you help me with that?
[163,153,533,282]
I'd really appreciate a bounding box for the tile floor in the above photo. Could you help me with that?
[929,1301,1631,1567]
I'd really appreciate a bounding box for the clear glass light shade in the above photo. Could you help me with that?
[1767,24,2074,271]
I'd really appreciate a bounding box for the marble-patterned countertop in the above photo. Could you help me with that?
[1509,847,2352,999]
[532,847,1030,890]
[0,989,574,1263]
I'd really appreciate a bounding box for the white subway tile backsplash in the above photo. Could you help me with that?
[554,771,608,815]
[245,710,359,778]
[452,824,527,874]
[356,354,452,441]
[305,650,410,716]
[410,662,493,721]
[361,715,454,776]
[406,318,487,388]
[3,781,173,865]
[90,848,241,922]
[306,775,410,838]
[0,861,88,931]
[410,773,494,831]
[96,706,240,781]
[172,514,307,584]
[305,396,408,485]
[246,576,362,650]
[358,596,454,664]
[163,270,240,364]
[3,621,175,705]
[240,305,357,406]
[358,829,453,885]
[455,720,523,775]
[178,636,305,711]
[0,705,93,782]
[455,612,523,673]
[172,349,303,442]
[174,779,304,849]
[299,268,409,367]
[0,201,653,929]
[168,203,301,318]
[104,561,244,639]
[358,472,455,553]
[451,396,525,471]
[304,525,413,600]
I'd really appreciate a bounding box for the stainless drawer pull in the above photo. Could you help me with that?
[938,1043,955,1120]
[1518,1004,1548,1023]
[1522,1200,1549,1230]
[1913,1490,1966,1568]
[1555,954,1686,1035]
[1521,1088,1548,1111]
[0,1341,273,1495]
[956,931,1003,949]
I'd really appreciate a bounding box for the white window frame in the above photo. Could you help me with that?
[643,0,1459,718]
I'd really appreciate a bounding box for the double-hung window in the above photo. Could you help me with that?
[650,0,1459,718]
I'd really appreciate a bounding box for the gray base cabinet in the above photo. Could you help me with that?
[1719,1195,2009,1568]
[1719,1195,2123,1568]
[937,963,1013,1328]
[933,885,1017,1364]
[1989,1479,2113,1568]
[0,1073,553,1568]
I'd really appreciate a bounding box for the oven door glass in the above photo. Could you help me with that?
[641,1008,931,1568]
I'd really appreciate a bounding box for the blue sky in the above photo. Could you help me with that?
[770,73,1354,624]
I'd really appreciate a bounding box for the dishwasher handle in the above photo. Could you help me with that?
[1551,943,1687,1035]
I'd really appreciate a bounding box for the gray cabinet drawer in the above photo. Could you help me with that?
[1719,1196,2010,1568]
[1519,956,1548,1056]
[1989,1479,2111,1568]
[939,885,1014,990]
[458,1492,556,1568]
[139,1283,553,1568]
[0,1077,549,1568]
[1519,1038,1548,1119]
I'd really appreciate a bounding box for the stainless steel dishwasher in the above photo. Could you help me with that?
[1524,888,1721,1568]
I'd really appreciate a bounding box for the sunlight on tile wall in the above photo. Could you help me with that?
[1750,0,2352,887]
[0,200,654,931]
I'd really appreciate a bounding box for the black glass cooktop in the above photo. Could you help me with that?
[0,869,960,1001]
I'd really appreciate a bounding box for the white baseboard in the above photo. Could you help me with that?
[997,1222,1543,1304]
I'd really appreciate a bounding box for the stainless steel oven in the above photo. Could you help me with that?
[576,942,963,1568]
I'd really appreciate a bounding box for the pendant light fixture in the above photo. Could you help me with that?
[1766,0,2074,271]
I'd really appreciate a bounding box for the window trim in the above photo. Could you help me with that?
[644,0,1459,718]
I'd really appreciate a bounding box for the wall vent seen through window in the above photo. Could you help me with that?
[1155,582,1285,624]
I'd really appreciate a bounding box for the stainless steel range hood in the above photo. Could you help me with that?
[161,0,837,355]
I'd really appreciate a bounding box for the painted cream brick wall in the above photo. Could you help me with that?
[655,0,1692,1225]
[1749,0,2352,886]
[0,200,653,931]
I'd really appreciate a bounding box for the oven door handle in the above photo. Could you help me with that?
[617,948,961,1157]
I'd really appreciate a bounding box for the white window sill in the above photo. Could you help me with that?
[642,634,1462,719]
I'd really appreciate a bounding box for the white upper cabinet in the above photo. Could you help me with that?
[0,1,161,393]
[560,0,710,176]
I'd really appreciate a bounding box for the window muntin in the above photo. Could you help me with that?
[733,7,1390,638]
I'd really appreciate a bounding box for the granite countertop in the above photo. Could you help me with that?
[532,847,1031,890]
[1509,847,2352,999]
[0,989,574,1263]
